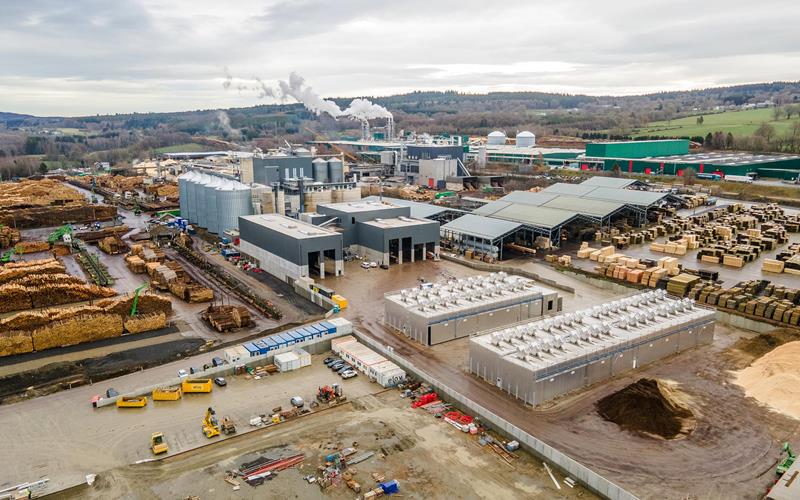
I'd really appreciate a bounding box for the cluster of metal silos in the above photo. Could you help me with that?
[178,170,253,234]
[327,158,344,183]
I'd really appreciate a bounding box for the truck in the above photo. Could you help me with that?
[724,174,753,184]
[182,379,213,393]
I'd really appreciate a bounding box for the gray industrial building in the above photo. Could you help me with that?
[384,272,561,345]
[238,214,343,282]
[469,290,715,406]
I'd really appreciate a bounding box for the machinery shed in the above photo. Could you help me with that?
[469,290,715,406]
[384,272,561,346]
[355,216,440,266]
[238,213,343,282]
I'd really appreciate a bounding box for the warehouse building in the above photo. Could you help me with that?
[384,272,561,345]
[362,196,466,223]
[469,290,715,406]
[238,213,343,282]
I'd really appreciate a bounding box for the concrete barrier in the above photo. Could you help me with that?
[354,330,639,500]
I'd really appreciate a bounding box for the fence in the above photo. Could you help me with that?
[354,330,639,500]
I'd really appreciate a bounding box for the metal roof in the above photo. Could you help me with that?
[579,177,639,188]
[489,204,578,229]
[363,196,453,219]
[497,191,559,206]
[541,196,625,218]
[441,214,522,241]
[473,200,513,217]
[541,183,597,196]
[582,187,668,206]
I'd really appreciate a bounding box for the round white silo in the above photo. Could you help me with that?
[178,171,190,219]
[217,180,252,234]
[183,170,200,223]
[204,175,225,234]
[312,158,329,183]
[487,130,506,145]
[516,131,535,147]
[194,173,214,229]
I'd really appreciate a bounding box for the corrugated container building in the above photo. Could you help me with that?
[469,290,715,406]
[385,272,561,345]
[332,335,406,388]
[274,352,301,372]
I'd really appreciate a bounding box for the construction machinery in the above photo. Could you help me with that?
[129,283,149,316]
[777,442,796,475]
[1,248,15,264]
[221,416,237,435]
[47,224,73,244]
[316,384,344,403]
[150,432,168,455]
[203,407,220,438]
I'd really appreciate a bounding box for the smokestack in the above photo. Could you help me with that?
[361,119,370,141]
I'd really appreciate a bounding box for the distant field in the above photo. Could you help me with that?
[635,108,800,138]
[155,143,213,154]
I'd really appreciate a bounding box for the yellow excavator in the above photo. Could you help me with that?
[150,432,168,455]
[203,407,220,438]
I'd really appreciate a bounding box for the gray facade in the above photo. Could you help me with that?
[384,272,561,345]
[406,144,465,161]
[469,291,715,406]
[317,201,409,246]
[242,156,313,185]
[356,217,440,266]
[238,214,343,282]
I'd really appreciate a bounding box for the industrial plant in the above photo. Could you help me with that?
[469,290,716,406]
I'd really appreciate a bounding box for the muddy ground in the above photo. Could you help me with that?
[49,390,592,500]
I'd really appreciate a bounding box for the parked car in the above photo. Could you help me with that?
[189,366,201,374]
[213,377,227,387]
[335,364,353,374]
[105,388,119,398]
[177,369,189,379]
[323,357,335,365]
[330,361,346,371]
[340,370,358,379]
[369,261,378,268]
[212,357,225,367]
[325,358,342,367]
[290,396,304,408]
[360,262,371,269]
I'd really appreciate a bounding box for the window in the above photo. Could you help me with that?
[351,217,355,224]
[547,300,554,311]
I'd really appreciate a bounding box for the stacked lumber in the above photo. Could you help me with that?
[124,312,167,334]
[0,258,65,284]
[0,179,83,209]
[3,273,84,288]
[666,273,700,297]
[32,313,123,350]
[0,331,34,357]
[589,246,614,262]
[98,236,126,255]
[576,242,592,259]
[125,255,146,273]
[187,285,213,303]
[0,225,21,248]
[203,305,253,332]
[129,243,165,263]
[13,240,50,254]
[97,293,172,316]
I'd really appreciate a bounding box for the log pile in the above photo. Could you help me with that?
[0,281,117,313]
[14,241,51,254]
[124,312,167,334]
[0,258,66,284]
[129,243,165,263]
[0,226,21,248]
[32,313,123,350]
[98,236,126,255]
[0,331,34,357]
[203,305,254,332]
[3,273,85,288]
[0,178,84,208]
[0,205,117,229]
[125,255,146,273]
[76,225,129,244]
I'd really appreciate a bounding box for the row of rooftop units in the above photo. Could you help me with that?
[224,317,352,363]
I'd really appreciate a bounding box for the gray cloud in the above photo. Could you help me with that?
[0,0,798,115]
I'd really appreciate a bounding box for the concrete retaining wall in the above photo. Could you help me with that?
[354,330,639,500]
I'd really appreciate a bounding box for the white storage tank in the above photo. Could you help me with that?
[516,131,535,147]
[203,175,225,233]
[327,158,344,183]
[192,172,212,227]
[312,158,329,183]
[178,171,189,219]
[216,180,252,234]
[487,130,506,145]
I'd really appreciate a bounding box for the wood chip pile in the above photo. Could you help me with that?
[202,305,253,332]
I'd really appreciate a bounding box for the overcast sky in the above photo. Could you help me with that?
[2,0,799,116]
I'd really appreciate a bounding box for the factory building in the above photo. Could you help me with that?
[469,290,715,406]
[384,272,561,345]
[238,213,343,282]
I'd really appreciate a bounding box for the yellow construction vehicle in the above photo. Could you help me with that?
[150,432,168,455]
[202,407,220,438]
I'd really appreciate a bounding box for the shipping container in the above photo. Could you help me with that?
[294,348,312,367]
[182,379,213,393]
[328,318,353,335]
[243,342,260,357]
[368,361,406,388]
[318,321,337,334]
[287,329,306,342]
[274,352,301,372]
[263,337,280,351]
[224,347,242,364]
[254,340,270,355]
[277,332,296,346]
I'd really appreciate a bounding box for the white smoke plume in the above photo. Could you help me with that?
[216,111,240,139]
[222,70,392,122]
[222,66,232,90]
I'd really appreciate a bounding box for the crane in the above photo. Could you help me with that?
[129,283,149,317]
[202,407,220,438]
[1,248,16,264]
[47,224,73,244]
[304,127,360,163]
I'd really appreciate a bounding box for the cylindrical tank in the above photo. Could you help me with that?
[516,131,535,147]
[216,180,252,233]
[327,158,344,183]
[195,173,214,229]
[190,172,210,225]
[178,171,189,219]
[183,170,200,223]
[204,175,225,233]
[312,158,329,183]
[293,147,312,157]
[487,130,506,145]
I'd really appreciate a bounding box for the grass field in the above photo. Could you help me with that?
[635,108,800,138]
[154,143,213,154]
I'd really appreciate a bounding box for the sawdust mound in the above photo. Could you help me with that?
[597,378,694,439]
[736,341,800,420]
[737,328,800,358]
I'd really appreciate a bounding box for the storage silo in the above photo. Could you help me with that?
[312,158,329,183]
[189,172,208,225]
[195,173,214,229]
[216,180,252,233]
[204,175,225,233]
[183,170,201,223]
[178,171,189,219]
[327,158,344,183]
[516,131,535,147]
[487,131,506,145]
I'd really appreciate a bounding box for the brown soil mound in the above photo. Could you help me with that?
[597,378,694,439]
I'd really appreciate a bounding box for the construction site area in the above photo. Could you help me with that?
[2,161,800,500]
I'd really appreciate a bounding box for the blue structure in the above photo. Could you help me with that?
[239,320,347,357]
